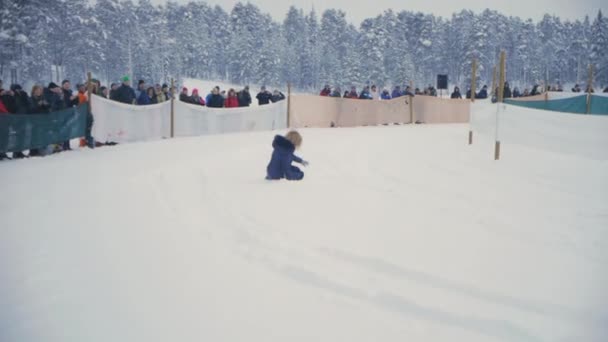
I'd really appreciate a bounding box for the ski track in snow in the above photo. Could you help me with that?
[1,101,608,341]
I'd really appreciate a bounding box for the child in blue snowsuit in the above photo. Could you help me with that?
[266,131,308,181]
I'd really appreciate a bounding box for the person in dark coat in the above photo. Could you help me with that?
[319,85,331,96]
[381,89,391,100]
[345,86,358,99]
[135,80,146,99]
[114,76,137,104]
[465,88,472,99]
[44,83,66,111]
[530,84,541,96]
[476,85,488,99]
[585,86,595,93]
[503,82,512,98]
[61,80,80,150]
[603,86,608,93]
[358,86,372,99]
[391,86,402,98]
[450,86,462,99]
[207,87,225,108]
[572,84,581,92]
[330,87,342,97]
[109,83,118,100]
[256,86,273,105]
[62,80,79,108]
[29,85,50,114]
[266,131,308,181]
[237,86,252,107]
[512,87,521,98]
[179,87,192,103]
[271,90,285,103]
[11,84,30,114]
[162,84,172,100]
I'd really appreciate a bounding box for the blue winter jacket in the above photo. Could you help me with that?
[137,91,151,105]
[266,135,304,181]
[381,92,392,100]
[391,89,403,98]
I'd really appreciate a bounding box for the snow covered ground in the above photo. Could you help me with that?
[1,102,607,342]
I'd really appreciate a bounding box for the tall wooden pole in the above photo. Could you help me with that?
[586,64,593,114]
[469,58,477,145]
[170,78,175,138]
[409,80,414,124]
[491,64,497,97]
[287,83,292,128]
[470,59,477,103]
[495,51,506,161]
[87,72,92,109]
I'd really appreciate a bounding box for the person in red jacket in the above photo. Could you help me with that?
[224,88,239,108]
[319,85,331,96]
[0,98,8,113]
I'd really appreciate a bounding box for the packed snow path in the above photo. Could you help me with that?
[1,102,607,341]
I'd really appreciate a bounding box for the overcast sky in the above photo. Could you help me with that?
[150,0,606,24]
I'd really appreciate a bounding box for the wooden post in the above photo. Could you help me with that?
[409,80,414,124]
[498,52,506,103]
[469,58,477,145]
[495,51,506,160]
[491,64,497,97]
[287,83,291,128]
[544,65,549,102]
[470,58,477,103]
[494,141,501,160]
[87,72,92,112]
[586,64,593,114]
[170,78,175,138]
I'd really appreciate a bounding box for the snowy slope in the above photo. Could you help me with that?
[1,103,608,342]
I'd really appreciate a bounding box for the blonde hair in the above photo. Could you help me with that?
[31,85,43,97]
[285,130,302,148]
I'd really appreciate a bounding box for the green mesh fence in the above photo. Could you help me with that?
[504,95,588,114]
[589,95,608,115]
[0,104,88,153]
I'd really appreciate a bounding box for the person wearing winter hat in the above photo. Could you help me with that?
[44,82,65,111]
[114,76,136,104]
[179,87,192,103]
[191,88,205,106]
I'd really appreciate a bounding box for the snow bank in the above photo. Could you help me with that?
[1,104,607,342]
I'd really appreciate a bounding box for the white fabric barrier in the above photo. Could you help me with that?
[91,95,287,143]
[91,94,171,143]
[174,100,287,136]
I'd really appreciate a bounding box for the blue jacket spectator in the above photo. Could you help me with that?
[266,133,306,181]
[207,88,225,108]
[391,86,402,98]
[137,89,152,105]
[381,90,391,100]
